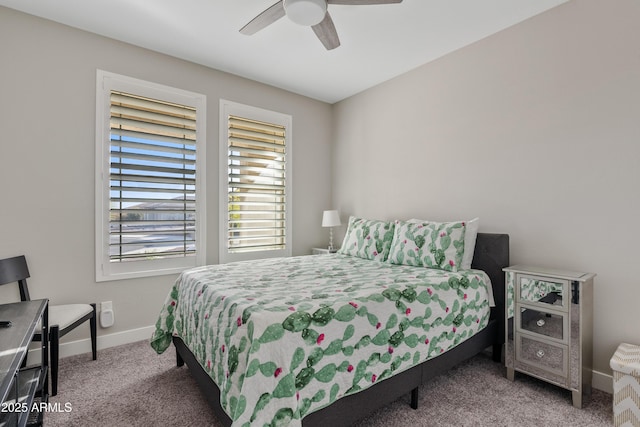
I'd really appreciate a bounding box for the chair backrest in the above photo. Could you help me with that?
[0,255,32,301]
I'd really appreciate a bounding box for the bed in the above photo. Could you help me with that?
[151,227,509,427]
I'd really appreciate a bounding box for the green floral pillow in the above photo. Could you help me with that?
[337,216,395,261]
[387,220,466,272]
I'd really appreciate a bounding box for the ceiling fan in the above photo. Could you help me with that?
[240,0,403,51]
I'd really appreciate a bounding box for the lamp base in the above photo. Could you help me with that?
[328,228,334,252]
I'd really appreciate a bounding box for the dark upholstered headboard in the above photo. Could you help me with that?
[471,233,510,340]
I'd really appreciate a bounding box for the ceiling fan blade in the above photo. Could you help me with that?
[239,1,286,35]
[328,0,402,4]
[312,12,340,50]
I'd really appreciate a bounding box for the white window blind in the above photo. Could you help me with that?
[96,71,206,281]
[109,91,197,261]
[220,101,291,263]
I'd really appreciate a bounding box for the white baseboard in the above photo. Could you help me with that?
[27,326,615,396]
[592,369,613,394]
[27,325,155,363]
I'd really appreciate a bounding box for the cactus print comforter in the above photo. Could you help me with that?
[151,254,493,426]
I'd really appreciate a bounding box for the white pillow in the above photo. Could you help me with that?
[408,217,479,270]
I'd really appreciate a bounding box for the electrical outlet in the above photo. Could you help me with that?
[100,301,114,328]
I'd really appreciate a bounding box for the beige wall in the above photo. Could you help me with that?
[332,0,640,378]
[0,8,332,340]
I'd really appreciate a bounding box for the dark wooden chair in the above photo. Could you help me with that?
[0,255,96,396]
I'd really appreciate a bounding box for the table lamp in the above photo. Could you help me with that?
[322,210,341,251]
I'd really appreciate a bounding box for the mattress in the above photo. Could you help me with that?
[151,254,493,426]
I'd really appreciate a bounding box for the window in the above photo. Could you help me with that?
[95,71,206,281]
[219,100,292,263]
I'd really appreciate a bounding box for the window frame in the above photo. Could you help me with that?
[95,70,207,282]
[219,99,292,264]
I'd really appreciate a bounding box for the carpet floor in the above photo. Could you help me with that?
[46,340,613,426]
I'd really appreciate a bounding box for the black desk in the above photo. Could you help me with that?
[0,300,49,427]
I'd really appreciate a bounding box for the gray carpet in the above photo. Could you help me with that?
[46,340,613,426]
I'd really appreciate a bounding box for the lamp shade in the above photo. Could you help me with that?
[283,0,327,26]
[322,210,341,227]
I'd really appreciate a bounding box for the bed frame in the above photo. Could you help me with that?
[172,233,509,426]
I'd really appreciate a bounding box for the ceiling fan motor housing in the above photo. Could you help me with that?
[283,0,327,26]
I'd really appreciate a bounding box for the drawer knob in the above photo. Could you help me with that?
[536,319,546,327]
[536,349,545,359]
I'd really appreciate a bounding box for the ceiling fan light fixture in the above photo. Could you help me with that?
[283,0,327,26]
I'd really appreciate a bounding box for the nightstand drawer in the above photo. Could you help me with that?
[516,334,568,377]
[516,306,567,343]
[516,274,569,312]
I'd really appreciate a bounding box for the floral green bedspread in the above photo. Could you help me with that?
[151,254,492,426]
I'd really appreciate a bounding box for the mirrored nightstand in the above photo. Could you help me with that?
[504,265,595,408]
[311,248,338,255]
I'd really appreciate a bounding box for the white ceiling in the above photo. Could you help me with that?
[0,0,568,103]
